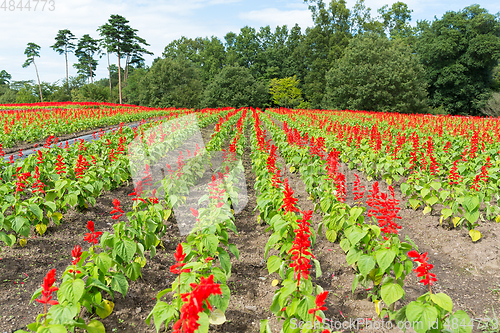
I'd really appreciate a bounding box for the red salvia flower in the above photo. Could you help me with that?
[281,178,299,214]
[288,210,315,286]
[71,245,82,266]
[367,183,402,240]
[308,291,329,322]
[173,275,222,333]
[36,150,44,164]
[69,245,82,274]
[35,269,59,305]
[75,155,90,179]
[110,198,124,220]
[448,160,462,186]
[32,166,45,194]
[170,243,191,275]
[55,155,66,174]
[407,250,437,286]
[83,220,102,245]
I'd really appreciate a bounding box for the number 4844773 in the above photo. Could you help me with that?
[1,0,55,11]
[444,317,499,332]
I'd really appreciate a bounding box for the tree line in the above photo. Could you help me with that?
[1,1,499,116]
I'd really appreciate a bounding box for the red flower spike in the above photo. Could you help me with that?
[173,275,222,333]
[170,243,191,275]
[84,220,102,245]
[110,198,124,220]
[407,251,437,286]
[71,245,82,265]
[35,269,59,305]
[281,178,299,213]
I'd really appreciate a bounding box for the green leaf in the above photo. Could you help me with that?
[95,252,112,274]
[346,248,361,265]
[400,183,409,196]
[463,195,480,212]
[346,226,367,246]
[260,319,272,333]
[58,279,85,304]
[202,234,219,254]
[267,255,282,274]
[376,248,397,273]
[406,301,439,333]
[313,259,322,278]
[325,229,337,242]
[228,243,239,260]
[113,239,136,263]
[83,320,106,333]
[425,196,439,206]
[48,304,79,325]
[421,187,430,198]
[446,310,473,333]
[297,298,310,321]
[218,248,231,274]
[111,273,129,296]
[36,324,68,333]
[430,293,453,312]
[381,283,404,306]
[430,182,441,191]
[149,301,176,332]
[440,190,450,201]
[441,208,453,219]
[29,204,43,220]
[357,255,376,278]
[125,262,142,281]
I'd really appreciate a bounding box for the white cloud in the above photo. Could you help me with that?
[238,8,313,29]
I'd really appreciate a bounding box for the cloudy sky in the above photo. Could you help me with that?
[0,0,499,84]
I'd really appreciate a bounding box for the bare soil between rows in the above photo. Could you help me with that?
[1,119,499,333]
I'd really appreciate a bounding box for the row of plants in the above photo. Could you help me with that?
[260,113,473,333]
[0,109,224,249]
[147,108,250,332]
[14,107,243,332]
[269,108,500,241]
[250,109,333,333]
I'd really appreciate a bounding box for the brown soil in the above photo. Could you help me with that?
[1,118,499,333]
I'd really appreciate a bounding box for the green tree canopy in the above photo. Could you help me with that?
[136,58,203,108]
[269,75,303,108]
[0,70,11,85]
[415,5,500,116]
[202,65,269,108]
[323,33,428,113]
[22,42,44,102]
[51,29,76,90]
[74,34,101,84]
[98,14,151,104]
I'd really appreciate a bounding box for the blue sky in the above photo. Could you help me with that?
[0,0,499,84]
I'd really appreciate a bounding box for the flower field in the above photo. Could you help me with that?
[0,103,499,333]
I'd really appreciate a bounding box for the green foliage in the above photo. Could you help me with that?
[74,34,101,83]
[0,70,12,85]
[22,42,41,69]
[415,5,500,116]
[16,86,39,103]
[377,2,415,40]
[137,58,203,108]
[72,83,110,103]
[323,33,428,113]
[202,65,269,108]
[0,84,17,103]
[269,76,304,108]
